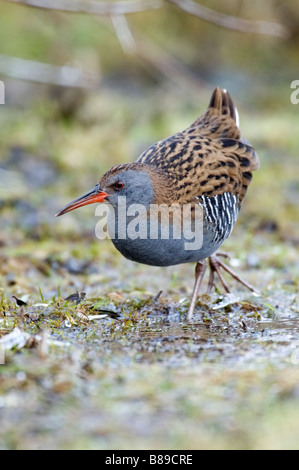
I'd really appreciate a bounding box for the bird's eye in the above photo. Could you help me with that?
[114,181,124,191]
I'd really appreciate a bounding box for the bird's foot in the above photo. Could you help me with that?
[206,252,260,296]
[187,252,260,321]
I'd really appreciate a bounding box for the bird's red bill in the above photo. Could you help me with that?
[55,185,108,217]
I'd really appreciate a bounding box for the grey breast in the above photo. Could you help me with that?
[106,192,239,267]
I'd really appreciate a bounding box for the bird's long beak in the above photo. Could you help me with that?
[55,184,108,217]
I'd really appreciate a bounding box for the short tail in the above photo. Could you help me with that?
[208,87,239,126]
[188,87,240,139]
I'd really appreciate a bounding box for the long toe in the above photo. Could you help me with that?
[208,253,260,295]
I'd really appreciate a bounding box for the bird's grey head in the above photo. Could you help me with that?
[100,164,155,209]
[55,162,173,218]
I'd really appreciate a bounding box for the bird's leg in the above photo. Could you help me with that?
[207,253,260,295]
[187,260,207,321]
[207,255,231,294]
[206,251,231,294]
[206,262,216,295]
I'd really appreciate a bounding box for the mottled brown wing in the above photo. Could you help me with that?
[138,134,258,206]
[138,88,259,206]
[194,137,259,206]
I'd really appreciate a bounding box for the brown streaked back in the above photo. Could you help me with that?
[138,88,259,207]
